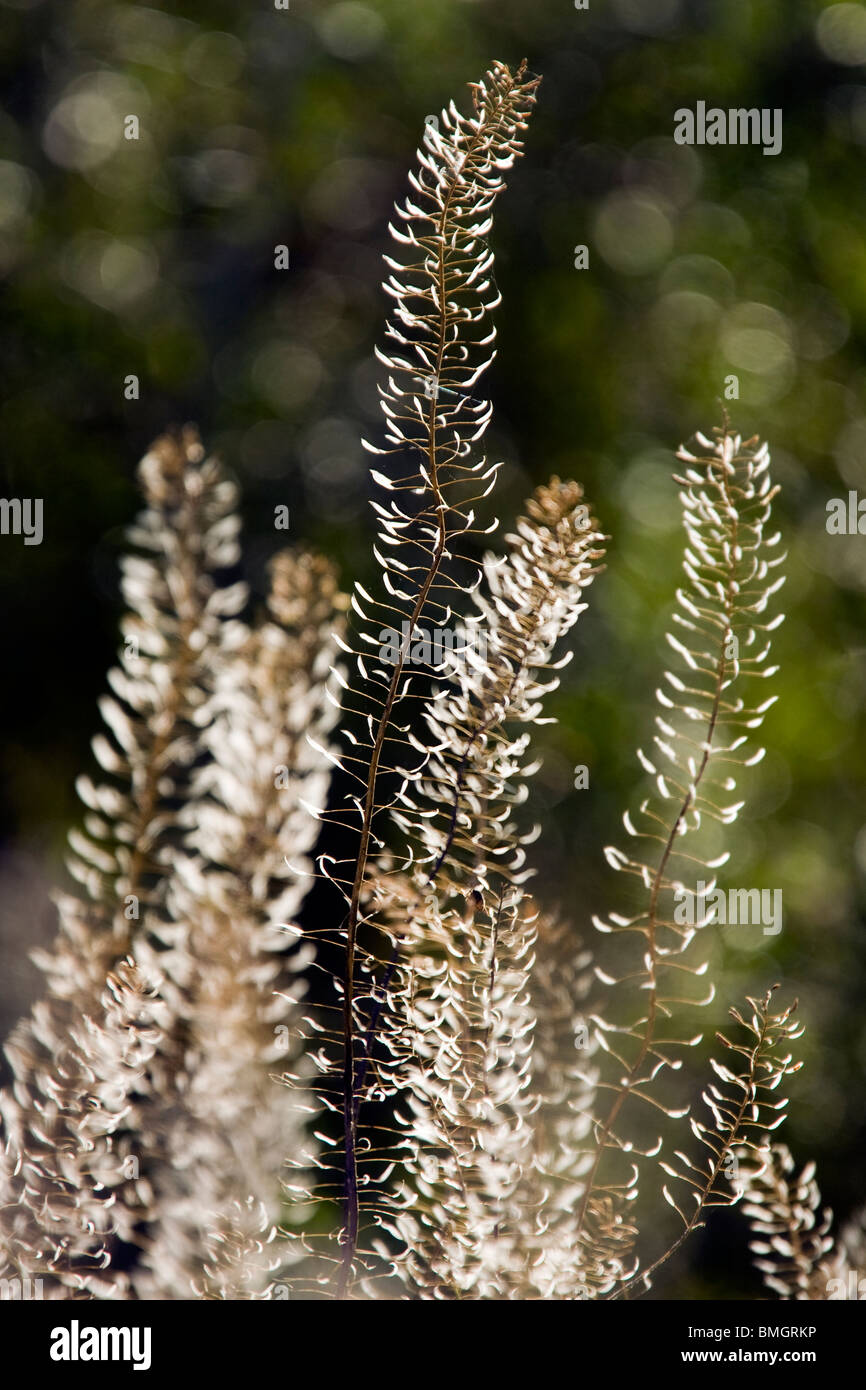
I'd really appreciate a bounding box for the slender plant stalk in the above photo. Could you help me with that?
[334,60,540,1296]
[572,419,785,1292]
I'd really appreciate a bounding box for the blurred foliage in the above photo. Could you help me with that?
[2,0,866,1298]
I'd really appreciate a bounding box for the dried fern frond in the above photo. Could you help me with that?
[737,1142,843,1300]
[191,548,347,923]
[293,59,541,1296]
[0,959,166,1297]
[367,482,605,1299]
[383,902,607,1301]
[379,881,539,1299]
[2,435,346,1300]
[613,989,804,1298]
[1,429,244,1295]
[572,420,786,1294]
[37,426,246,1009]
[394,478,605,895]
[130,547,346,1299]
[507,915,602,1299]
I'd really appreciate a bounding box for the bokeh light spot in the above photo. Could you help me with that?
[594,192,674,275]
[318,3,386,61]
[817,4,866,65]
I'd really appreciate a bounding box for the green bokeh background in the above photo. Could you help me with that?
[1,0,865,1298]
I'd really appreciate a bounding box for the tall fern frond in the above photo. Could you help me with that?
[40,426,246,1008]
[0,429,244,1295]
[133,549,346,1299]
[301,59,541,1296]
[572,420,786,1294]
[375,481,604,1298]
[1,436,345,1299]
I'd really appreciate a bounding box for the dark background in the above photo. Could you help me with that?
[2,0,865,1297]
